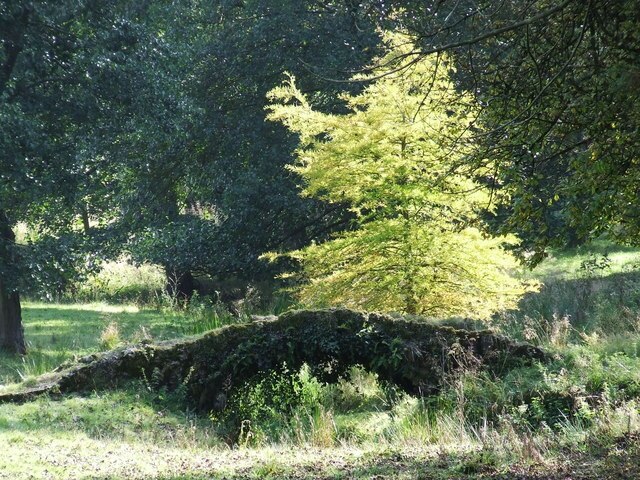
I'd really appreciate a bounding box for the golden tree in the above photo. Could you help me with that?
[266,34,530,318]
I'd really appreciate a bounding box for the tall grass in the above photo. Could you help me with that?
[64,260,166,305]
[497,242,640,342]
[162,293,250,336]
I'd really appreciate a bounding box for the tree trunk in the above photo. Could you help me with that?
[0,278,25,354]
[0,210,26,354]
[165,267,195,304]
[80,204,91,234]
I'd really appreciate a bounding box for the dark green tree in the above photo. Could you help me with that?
[186,0,383,281]
[0,1,102,352]
[123,0,389,297]
[0,0,395,352]
[373,0,640,261]
[0,1,181,352]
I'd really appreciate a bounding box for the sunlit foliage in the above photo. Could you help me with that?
[266,34,530,317]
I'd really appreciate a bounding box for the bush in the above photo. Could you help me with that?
[70,260,165,305]
[212,364,324,445]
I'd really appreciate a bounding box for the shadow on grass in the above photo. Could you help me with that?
[499,270,640,340]
[86,436,640,480]
[0,385,216,446]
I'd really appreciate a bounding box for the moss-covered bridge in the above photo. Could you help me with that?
[0,309,544,410]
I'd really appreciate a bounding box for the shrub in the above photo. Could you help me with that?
[211,364,324,446]
[99,322,121,350]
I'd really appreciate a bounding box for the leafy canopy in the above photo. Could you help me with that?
[266,34,530,318]
[394,1,640,259]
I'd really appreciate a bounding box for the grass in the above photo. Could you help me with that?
[0,302,177,385]
[0,295,252,385]
[0,408,455,480]
[2,243,640,478]
[496,240,640,341]
[0,384,638,479]
[525,239,640,280]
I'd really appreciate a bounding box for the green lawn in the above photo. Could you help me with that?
[0,303,176,385]
[1,389,638,479]
[524,240,640,280]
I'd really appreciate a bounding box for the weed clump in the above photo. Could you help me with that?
[99,322,121,350]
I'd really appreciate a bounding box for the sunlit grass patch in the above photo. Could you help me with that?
[0,388,442,480]
[496,241,640,340]
[524,240,640,281]
[0,389,218,445]
[0,302,175,385]
[24,302,144,313]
